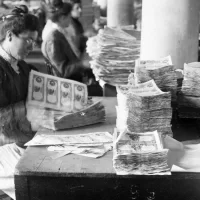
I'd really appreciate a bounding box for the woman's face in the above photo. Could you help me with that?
[71,3,82,19]
[9,30,38,60]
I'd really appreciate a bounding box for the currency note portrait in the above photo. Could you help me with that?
[60,81,73,111]
[74,84,87,110]
[46,78,58,105]
[32,74,45,102]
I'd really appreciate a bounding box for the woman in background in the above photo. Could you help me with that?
[41,2,90,83]
[0,6,39,199]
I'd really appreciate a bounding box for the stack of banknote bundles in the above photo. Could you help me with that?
[86,26,140,85]
[178,62,200,118]
[26,70,105,130]
[113,129,170,175]
[134,56,177,102]
[116,80,173,137]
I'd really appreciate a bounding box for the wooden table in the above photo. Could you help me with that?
[15,97,200,200]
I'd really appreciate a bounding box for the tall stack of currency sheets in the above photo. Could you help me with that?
[26,70,105,130]
[178,62,200,118]
[113,130,170,175]
[135,56,177,102]
[86,26,140,85]
[116,80,173,137]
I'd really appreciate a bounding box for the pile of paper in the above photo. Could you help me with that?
[116,80,173,136]
[26,70,105,130]
[25,132,113,159]
[134,56,177,101]
[113,130,170,175]
[178,62,200,118]
[86,26,140,85]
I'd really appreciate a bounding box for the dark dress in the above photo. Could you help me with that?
[0,56,35,146]
[69,17,87,54]
[41,28,84,82]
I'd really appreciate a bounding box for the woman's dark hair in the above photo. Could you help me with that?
[0,5,39,41]
[48,2,72,23]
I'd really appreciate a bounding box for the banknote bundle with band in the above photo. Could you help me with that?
[116,80,173,137]
[178,62,200,118]
[26,70,105,130]
[134,56,177,102]
[113,129,170,175]
[86,26,140,85]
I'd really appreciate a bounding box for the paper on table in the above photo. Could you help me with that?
[25,132,113,146]
[48,143,113,159]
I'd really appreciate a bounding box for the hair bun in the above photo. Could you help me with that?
[12,5,29,16]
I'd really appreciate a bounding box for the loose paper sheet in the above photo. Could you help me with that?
[25,132,113,146]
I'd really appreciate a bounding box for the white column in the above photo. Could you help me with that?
[141,0,200,69]
[107,0,134,27]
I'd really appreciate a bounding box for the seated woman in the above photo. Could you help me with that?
[0,6,39,199]
[41,2,89,83]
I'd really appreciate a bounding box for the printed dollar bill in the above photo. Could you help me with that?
[46,78,58,105]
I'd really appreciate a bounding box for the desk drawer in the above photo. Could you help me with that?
[15,176,200,200]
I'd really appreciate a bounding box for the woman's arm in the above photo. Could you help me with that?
[0,73,34,146]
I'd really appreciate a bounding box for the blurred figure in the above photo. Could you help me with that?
[0,6,39,199]
[0,0,8,9]
[67,0,87,56]
[41,2,90,83]
[133,0,142,30]
[0,0,9,17]
[13,0,30,8]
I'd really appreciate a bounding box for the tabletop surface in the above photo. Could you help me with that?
[15,97,200,179]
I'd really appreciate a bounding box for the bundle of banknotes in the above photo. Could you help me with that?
[178,62,200,118]
[134,56,177,102]
[26,70,106,130]
[86,26,140,85]
[116,80,173,137]
[113,130,170,175]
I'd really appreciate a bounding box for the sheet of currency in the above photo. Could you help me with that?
[48,143,112,159]
[114,131,163,155]
[134,56,177,101]
[27,70,88,112]
[25,132,113,146]
[113,130,170,175]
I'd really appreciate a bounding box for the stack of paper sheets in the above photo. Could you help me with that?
[116,80,173,136]
[134,56,177,102]
[26,70,105,130]
[178,62,200,118]
[86,26,140,85]
[113,130,170,175]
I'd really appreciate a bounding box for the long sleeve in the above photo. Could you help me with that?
[0,68,34,146]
